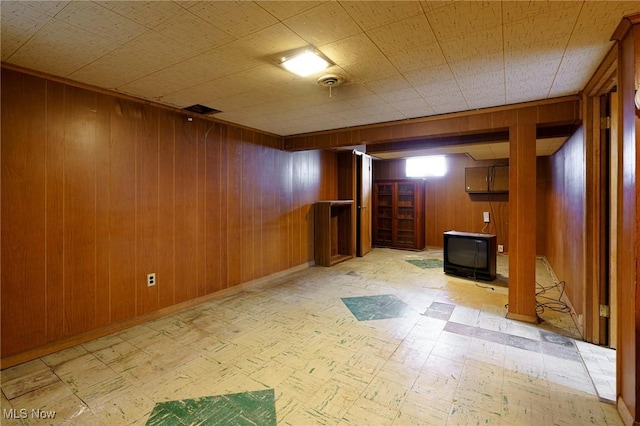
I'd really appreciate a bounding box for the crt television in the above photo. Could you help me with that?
[443,231,497,281]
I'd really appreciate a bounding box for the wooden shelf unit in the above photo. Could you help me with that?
[373,180,425,250]
[314,200,354,266]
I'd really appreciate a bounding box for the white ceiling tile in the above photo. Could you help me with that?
[405,64,455,87]
[54,2,146,44]
[368,14,437,54]
[552,45,613,95]
[118,52,236,100]
[2,1,636,137]
[426,1,502,39]
[6,17,119,76]
[257,1,326,20]
[100,1,185,28]
[1,1,55,61]
[391,99,436,118]
[69,31,199,88]
[389,44,447,73]
[423,91,468,115]
[219,23,307,63]
[378,87,422,103]
[283,2,361,46]
[439,26,504,61]
[414,79,460,98]
[449,52,504,78]
[363,75,413,93]
[346,94,388,109]
[189,1,279,39]
[152,9,236,53]
[502,1,582,25]
[341,1,423,31]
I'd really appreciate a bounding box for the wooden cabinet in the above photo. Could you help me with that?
[465,165,509,193]
[314,200,354,266]
[373,180,425,250]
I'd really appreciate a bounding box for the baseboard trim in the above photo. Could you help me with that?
[506,311,540,324]
[1,261,314,370]
[617,396,636,426]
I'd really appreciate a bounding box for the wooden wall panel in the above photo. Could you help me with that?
[241,130,257,283]
[226,127,243,288]
[535,158,550,256]
[616,19,639,423]
[279,149,294,271]
[63,86,98,335]
[1,68,337,363]
[219,125,231,289]
[136,104,159,315]
[174,118,199,303]
[1,71,47,353]
[262,142,279,276]
[195,121,207,298]
[205,123,223,294]
[95,94,112,328]
[157,112,176,309]
[109,99,137,323]
[545,127,586,319]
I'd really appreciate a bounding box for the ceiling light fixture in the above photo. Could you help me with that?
[280,49,332,77]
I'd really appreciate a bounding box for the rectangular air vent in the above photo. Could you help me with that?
[183,104,221,115]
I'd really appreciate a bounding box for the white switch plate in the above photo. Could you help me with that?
[498,245,504,253]
[483,211,490,223]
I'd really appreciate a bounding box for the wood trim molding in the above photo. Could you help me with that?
[617,396,636,426]
[584,46,618,97]
[284,97,580,151]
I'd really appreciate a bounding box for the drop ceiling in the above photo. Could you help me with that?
[2,1,636,158]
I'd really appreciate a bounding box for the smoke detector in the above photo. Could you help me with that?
[317,74,344,88]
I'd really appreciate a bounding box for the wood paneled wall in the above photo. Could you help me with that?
[373,155,512,251]
[615,17,639,424]
[1,68,337,362]
[374,155,551,255]
[543,127,586,321]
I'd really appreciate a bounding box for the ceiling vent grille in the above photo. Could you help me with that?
[183,104,221,115]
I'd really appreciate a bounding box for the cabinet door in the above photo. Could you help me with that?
[357,153,373,256]
[394,182,417,248]
[374,183,393,246]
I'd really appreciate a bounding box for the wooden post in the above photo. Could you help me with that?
[506,108,538,323]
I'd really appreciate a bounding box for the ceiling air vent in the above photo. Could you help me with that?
[183,104,221,115]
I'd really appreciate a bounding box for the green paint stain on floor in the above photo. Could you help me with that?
[341,294,412,321]
[146,389,276,426]
[406,258,443,269]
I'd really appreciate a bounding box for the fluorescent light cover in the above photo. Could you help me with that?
[281,51,329,77]
[406,156,447,177]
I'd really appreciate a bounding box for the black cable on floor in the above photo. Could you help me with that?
[535,280,571,314]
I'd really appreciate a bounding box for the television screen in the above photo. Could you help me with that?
[447,237,488,269]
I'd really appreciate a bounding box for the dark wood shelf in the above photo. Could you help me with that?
[314,200,354,267]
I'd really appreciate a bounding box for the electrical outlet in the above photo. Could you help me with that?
[483,211,490,223]
[147,273,156,287]
[498,245,504,253]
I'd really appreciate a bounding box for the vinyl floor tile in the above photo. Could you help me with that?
[0,249,619,425]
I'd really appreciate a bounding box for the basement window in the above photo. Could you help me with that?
[406,156,447,178]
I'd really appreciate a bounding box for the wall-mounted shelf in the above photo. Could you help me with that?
[314,200,354,266]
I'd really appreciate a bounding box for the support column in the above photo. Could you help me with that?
[506,108,538,323]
